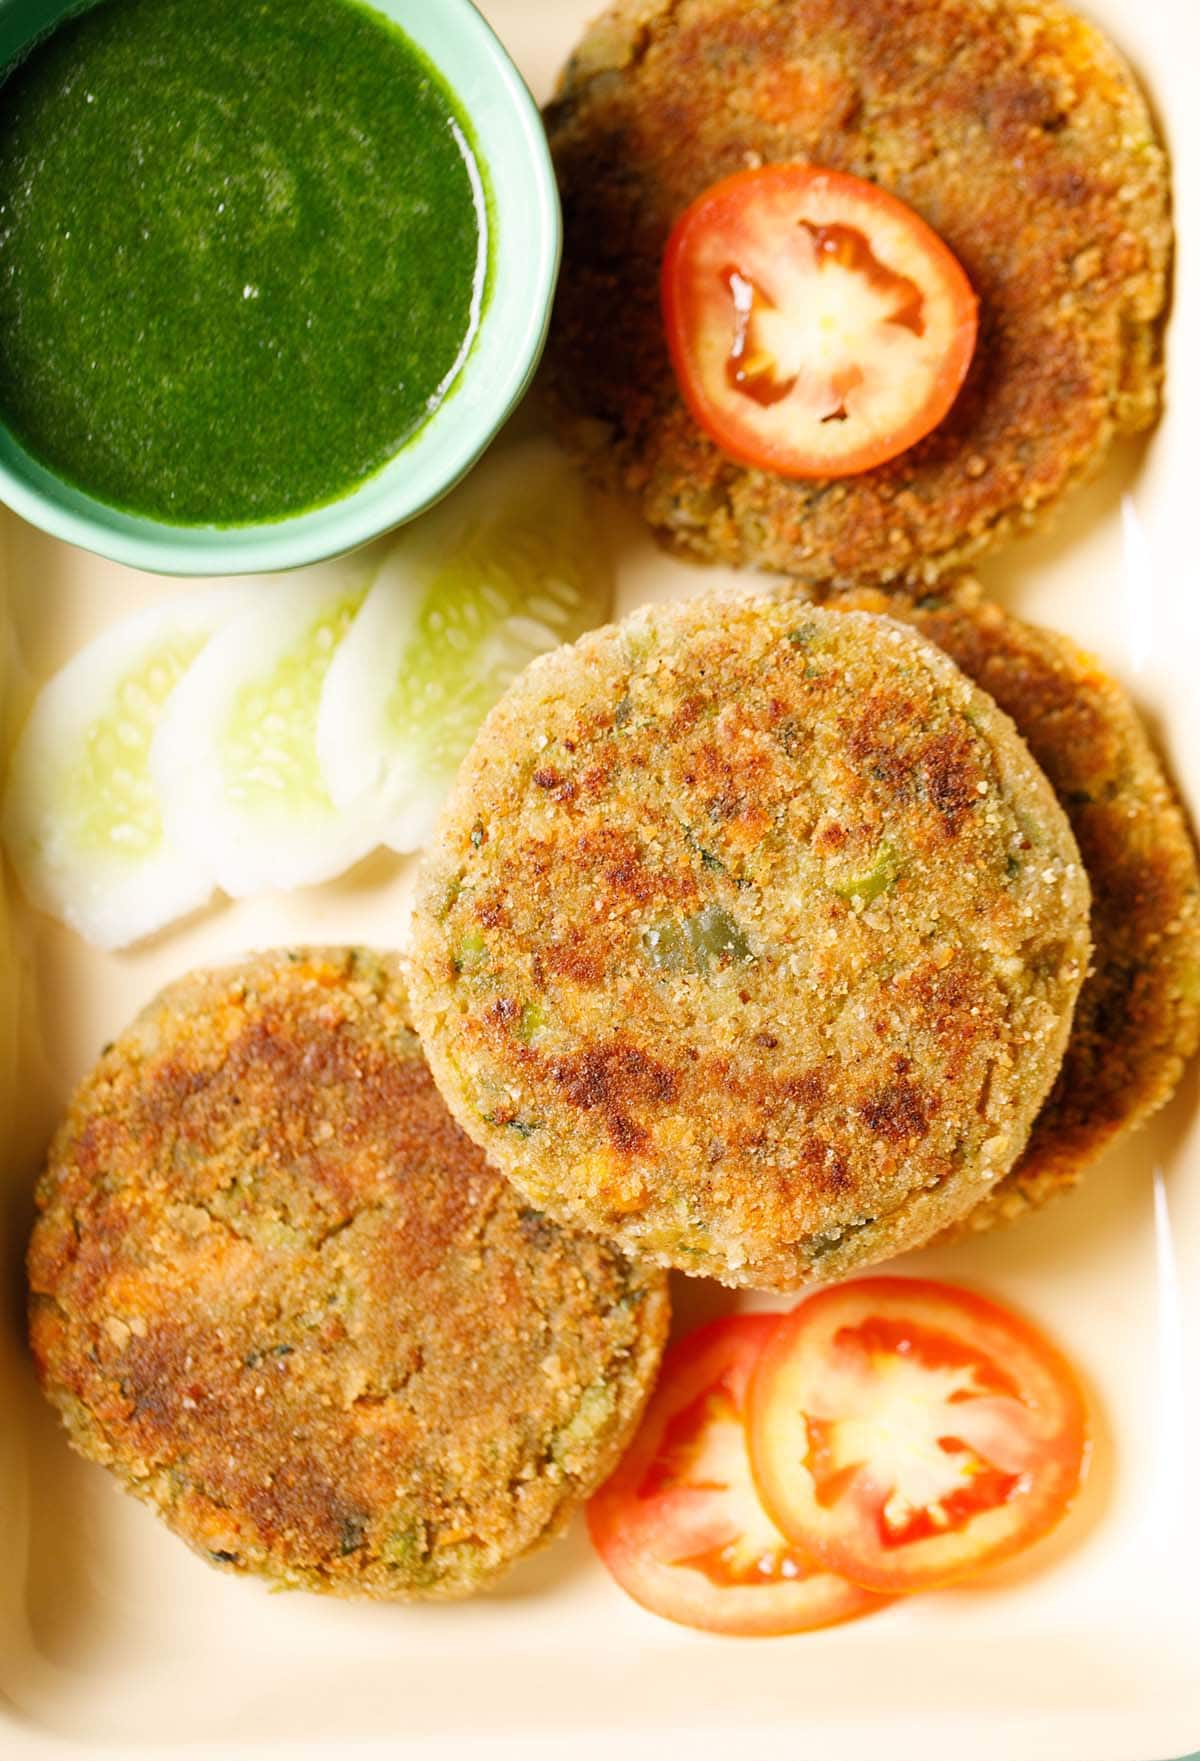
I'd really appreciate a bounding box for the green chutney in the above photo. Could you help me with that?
[0,0,488,525]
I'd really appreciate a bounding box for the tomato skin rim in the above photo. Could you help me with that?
[587,1313,890,1637]
[746,1277,1090,1596]
[660,163,979,480]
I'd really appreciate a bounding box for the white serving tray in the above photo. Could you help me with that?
[2,3,1198,1757]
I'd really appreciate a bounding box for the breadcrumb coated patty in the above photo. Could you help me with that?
[408,597,1091,1289]
[27,948,669,1600]
[828,583,1200,1230]
[543,0,1170,588]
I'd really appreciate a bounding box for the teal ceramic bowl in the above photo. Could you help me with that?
[0,0,560,575]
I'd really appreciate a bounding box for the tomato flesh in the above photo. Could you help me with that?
[661,165,978,478]
[748,1279,1088,1595]
[588,1314,887,1635]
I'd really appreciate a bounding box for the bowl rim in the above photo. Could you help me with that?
[0,0,562,576]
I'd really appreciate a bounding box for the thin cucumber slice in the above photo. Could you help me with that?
[317,438,614,851]
[3,590,241,949]
[151,564,377,897]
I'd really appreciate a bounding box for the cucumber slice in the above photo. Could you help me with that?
[317,438,614,851]
[3,590,241,949]
[151,565,377,897]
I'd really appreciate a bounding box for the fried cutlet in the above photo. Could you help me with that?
[408,596,1091,1288]
[27,948,669,1598]
[543,0,1170,589]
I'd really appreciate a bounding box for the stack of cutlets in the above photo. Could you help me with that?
[406,0,1200,1292]
[408,587,1198,1288]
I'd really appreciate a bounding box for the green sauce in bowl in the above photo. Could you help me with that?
[0,0,489,525]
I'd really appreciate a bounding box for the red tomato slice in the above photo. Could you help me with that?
[587,1314,888,1635]
[661,165,978,478]
[748,1278,1088,1595]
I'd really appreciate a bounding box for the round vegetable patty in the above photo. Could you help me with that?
[27,948,669,1599]
[408,596,1092,1288]
[828,582,1200,1230]
[543,0,1170,588]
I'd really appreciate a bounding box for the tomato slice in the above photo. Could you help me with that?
[661,165,978,478]
[748,1278,1088,1595]
[587,1314,887,1635]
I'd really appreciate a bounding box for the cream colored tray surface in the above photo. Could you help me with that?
[2,2,1199,1758]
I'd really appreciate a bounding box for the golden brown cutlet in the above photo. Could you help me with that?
[543,0,1170,589]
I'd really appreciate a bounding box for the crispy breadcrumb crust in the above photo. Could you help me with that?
[28,948,669,1599]
[828,582,1200,1229]
[543,0,1170,588]
[408,596,1090,1288]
